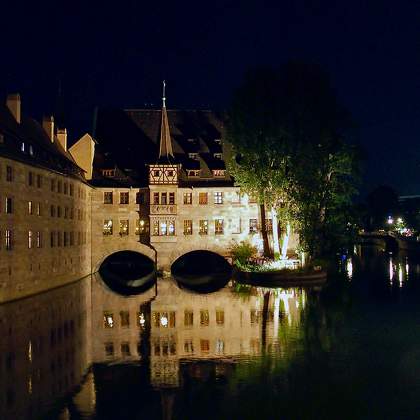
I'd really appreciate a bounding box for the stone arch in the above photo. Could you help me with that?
[93,243,156,273]
[169,245,232,269]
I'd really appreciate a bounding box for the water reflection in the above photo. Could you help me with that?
[0,279,91,420]
[2,248,420,419]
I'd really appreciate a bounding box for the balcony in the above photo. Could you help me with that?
[150,204,177,215]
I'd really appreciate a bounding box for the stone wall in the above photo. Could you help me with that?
[0,156,92,302]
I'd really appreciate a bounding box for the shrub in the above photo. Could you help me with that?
[230,241,258,266]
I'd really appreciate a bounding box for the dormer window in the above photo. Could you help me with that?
[187,138,195,143]
[21,142,25,152]
[29,145,34,156]
[214,153,222,159]
[212,169,225,177]
[102,169,116,177]
[188,153,198,160]
[214,138,222,144]
[187,169,200,177]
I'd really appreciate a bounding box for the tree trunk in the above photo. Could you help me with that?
[271,207,280,260]
[281,222,291,260]
[260,203,271,257]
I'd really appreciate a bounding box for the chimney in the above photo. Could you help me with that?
[42,116,54,142]
[57,128,67,151]
[6,93,21,124]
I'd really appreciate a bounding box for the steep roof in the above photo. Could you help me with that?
[93,107,233,187]
[0,103,84,179]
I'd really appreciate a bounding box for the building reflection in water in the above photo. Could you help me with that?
[0,278,92,420]
[89,273,307,391]
[1,273,309,419]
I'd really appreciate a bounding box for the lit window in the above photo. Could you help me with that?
[120,192,129,204]
[28,231,33,248]
[104,192,113,204]
[214,138,222,144]
[21,142,25,152]
[160,221,167,235]
[5,197,12,214]
[37,203,41,216]
[36,232,42,248]
[215,339,224,354]
[200,339,210,352]
[136,219,148,235]
[153,192,159,204]
[169,192,175,205]
[184,339,194,353]
[214,153,222,159]
[200,310,209,326]
[168,220,175,235]
[5,230,12,250]
[183,220,193,235]
[199,192,208,205]
[103,312,114,328]
[184,310,194,326]
[28,201,33,215]
[102,169,115,177]
[119,220,129,236]
[183,192,192,204]
[137,312,146,327]
[29,145,34,156]
[212,170,225,177]
[188,153,198,159]
[215,219,224,235]
[214,192,223,204]
[187,169,200,177]
[152,220,159,236]
[216,310,225,325]
[199,220,208,235]
[249,219,258,233]
[103,220,113,235]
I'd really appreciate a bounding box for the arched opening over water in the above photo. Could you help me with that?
[99,250,156,295]
[171,250,232,293]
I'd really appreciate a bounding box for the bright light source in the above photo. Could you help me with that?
[387,216,394,224]
[160,315,168,327]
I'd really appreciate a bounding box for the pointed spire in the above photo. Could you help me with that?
[159,80,174,160]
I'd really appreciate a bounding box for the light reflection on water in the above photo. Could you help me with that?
[2,247,420,419]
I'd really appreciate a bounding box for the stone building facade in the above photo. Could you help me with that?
[0,90,298,302]
[0,94,92,303]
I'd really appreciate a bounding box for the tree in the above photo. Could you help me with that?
[227,62,360,261]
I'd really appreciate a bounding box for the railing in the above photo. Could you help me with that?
[150,204,177,215]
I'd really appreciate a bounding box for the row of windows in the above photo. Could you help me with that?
[102,218,265,236]
[103,191,146,205]
[103,191,237,205]
[103,338,229,358]
[0,198,85,221]
[103,309,226,329]
[0,230,87,250]
[2,165,86,198]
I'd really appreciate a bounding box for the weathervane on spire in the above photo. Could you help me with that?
[162,80,166,108]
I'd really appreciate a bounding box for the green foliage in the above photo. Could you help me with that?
[227,62,360,260]
[229,241,258,266]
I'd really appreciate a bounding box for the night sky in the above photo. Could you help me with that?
[2,0,419,196]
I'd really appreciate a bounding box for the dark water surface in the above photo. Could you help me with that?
[1,246,420,419]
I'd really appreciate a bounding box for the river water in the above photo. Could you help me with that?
[1,246,420,419]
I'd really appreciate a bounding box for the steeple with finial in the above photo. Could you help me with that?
[158,80,174,160]
[149,81,179,185]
